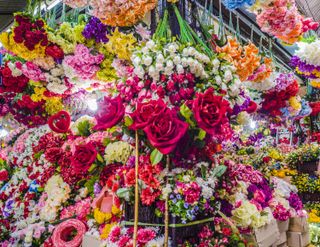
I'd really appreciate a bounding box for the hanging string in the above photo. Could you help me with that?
[228,11,234,34]
[132,129,140,247]
[218,0,226,44]
[250,24,254,43]
[236,15,241,45]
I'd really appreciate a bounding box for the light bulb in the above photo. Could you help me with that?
[250,120,256,129]
[87,98,98,111]
[0,129,8,138]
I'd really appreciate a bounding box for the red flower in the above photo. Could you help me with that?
[246,100,258,113]
[0,170,9,181]
[310,102,320,116]
[143,108,188,154]
[45,147,63,164]
[71,143,97,173]
[94,96,125,131]
[48,111,71,133]
[130,99,166,130]
[222,227,232,236]
[45,45,64,60]
[125,169,135,187]
[141,188,160,205]
[183,182,201,204]
[137,228,156,244]
[262,156,271,163]
[192,88,231,136]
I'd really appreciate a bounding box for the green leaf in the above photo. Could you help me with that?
[77,120,91,137]
[150,148,163,165]
[96,153,104,163]
[34,151,44,160]
[212,165,227,177]
[84,175,98,194]
[198,129,206,140]
[116,188,131,199]
[124,116,133,127]
[88,163,97,173]
[180,104,195,127]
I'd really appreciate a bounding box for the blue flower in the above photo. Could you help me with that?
[176,194,182,200]
[184,202,189,209]
[223,0,256,10]
[28,180,39,193]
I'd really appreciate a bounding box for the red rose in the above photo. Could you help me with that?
[45,45,64,60]
[310,102,320,116]
[192,88,231,136]
[94,96,125,131]
[71,143,97,172]
[1,67,12,77]
[143,108,188,154]
[246,100,258,113]
[0,170,8,181]
[130,99,166,130]
[222,227,232,236]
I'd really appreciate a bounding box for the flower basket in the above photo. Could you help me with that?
[277,219,289,233]
[243,219,280,247]
[169,215,214,246]
[81,235,101,247]
[124,202,162,224]
[299,192,320,203]
[297,160,319,175]
[287,231,310,247]
[289,217,309,233]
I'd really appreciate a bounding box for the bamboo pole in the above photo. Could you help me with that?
[133,130,139,246]
[164,155,170,247]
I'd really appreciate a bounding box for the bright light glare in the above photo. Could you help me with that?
[47,0,61,10]
[0,129,8,138]
[250,120,256,129]
[87,99,98,111]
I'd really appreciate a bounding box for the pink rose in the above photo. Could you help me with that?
[94,96,125,130]
[143,108,188,154]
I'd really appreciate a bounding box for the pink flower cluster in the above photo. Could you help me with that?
[63,44,104,80]
[16,61,46,82]
[107,226,157,246]
[60,197,92,221]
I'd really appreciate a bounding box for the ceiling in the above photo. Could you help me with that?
[0,0,26,31]
[296,0,320,34]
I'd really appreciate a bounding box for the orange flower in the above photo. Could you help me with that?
[217,37,262,81]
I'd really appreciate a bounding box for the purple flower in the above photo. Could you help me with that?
[220,199,233,217]
[288,192,303,211]
[82,17,109,43]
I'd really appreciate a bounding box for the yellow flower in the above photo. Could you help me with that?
[309,210,320,223]
[289,96,302,111]
[31,87,47,102]
[0,32,46,60]
[111,205,121,216]
[45,97,63,115]
[100,223,117,240]
[105,28,137,61]
[94,208,106,224]
[93,208,112,224]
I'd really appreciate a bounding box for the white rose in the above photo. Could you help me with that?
[188,47,196,56]
[146,40,155,49]
[212,58,220,68]
[132,56,141,67]
[176,64,184,74]
[173,55,181,65]
[155,63,163,71]
[215,75,222,85]
[224,70,233,82]
[148,65,156,75]
[181,57,188,67]
[156,53,165,63]
[143,56,153,66]
[182,48,189,56]
[134,66,145,79]
[167,44,177,53]
[166,60,174,69]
